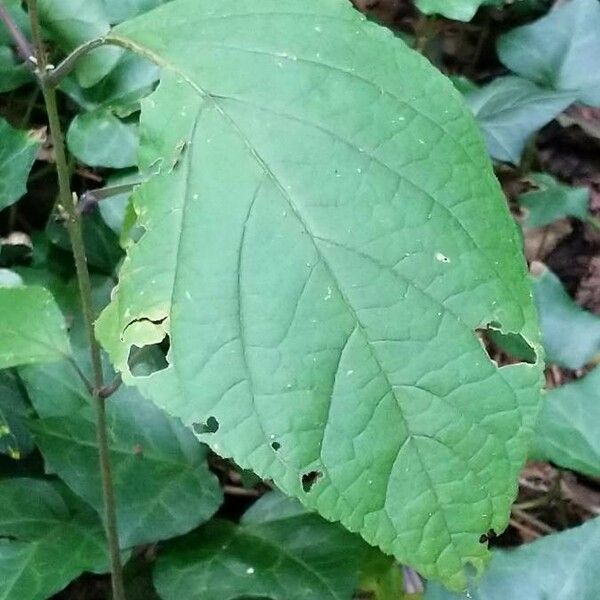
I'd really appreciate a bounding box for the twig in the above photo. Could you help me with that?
[0,1,35,65]
[511,508,556,535]
[44,37,106,86]
[78,182,140,214]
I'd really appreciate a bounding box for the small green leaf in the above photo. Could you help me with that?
[425,516,600,600]
[154,490,372,600]
[497,0,600,106]
[465,77,574,164]
[534,366,600,477]
[37,0,122,88]
[31,387,223,548]
[0,371,33,460]
[0,478,108,600]
[533,265,600,369]
[519,173,589,227]
[414,0,502,21]
[100,0,544,588]
[0,286,70,368]
[0,117,41,211]
[67,109,139,168]
[0,47,33,93]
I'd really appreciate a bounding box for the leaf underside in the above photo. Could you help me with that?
[97,0,543,589]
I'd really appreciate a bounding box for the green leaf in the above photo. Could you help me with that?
[31,386,223,548]
[414,0,501,22]
[532,265,600,369]
[0,478,108,600]
[0,47,33,93]
[519,173,589,227]
[154,490,372,600]
[425,516,600,600]
[67,109,139,168]
[0,1,30,47]
[99,0,544,588]
[0,286,70,368]
[0,118,41,211]
[0,371,33,460]
[97,170,142,238]
[102,0,173,24]
[37,0,122,88]
[497,0,600,107]
[465,77,574,164]
[533,366,600,477]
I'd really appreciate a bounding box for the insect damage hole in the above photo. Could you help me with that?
[271,441,281,451]
[301,470,323,493]
[192,416,219,435]
[476,323,536,366]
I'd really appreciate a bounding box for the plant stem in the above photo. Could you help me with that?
[0,1,35,65]
[25,2,126,598]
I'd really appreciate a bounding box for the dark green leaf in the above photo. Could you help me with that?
[102,0,173,24]
[465,77,574,164]
[497,0,600,106]
[0,47,32,93]
[0,118,41,211]
[0,371,33,460]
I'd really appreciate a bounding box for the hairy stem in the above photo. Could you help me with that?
[25,2,126,598]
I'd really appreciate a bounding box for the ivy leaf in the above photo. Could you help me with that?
[532,264,600,369]
[154,491,373,600]
[30,386,223,548]
[37,0,122,88]
[414,0,502,22]
[533,366,600,477]
[0,478,109,600]
[0,371,34,460]
[99,0,543,589]
[0,285,70,368]
[425,516,600,600]
[66,109,139,168]
[0,117,41,211]
[465,77,574,164]
[497,0,600,106]
[519,173,589,227]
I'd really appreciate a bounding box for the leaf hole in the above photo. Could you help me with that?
[271,441,281,451]
[479,529,497,544]
[192,416,219,434]
[476,325,536,366]
[127,336,170,376]
[301,470,322,493]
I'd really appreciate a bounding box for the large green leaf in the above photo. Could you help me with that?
[0,478,108,600]
[465,77,574,164]
[533,366,600,477]
[98,0,543,589]
[497,0,600,107]
[102,0,173,23]
[425,516,600,600]
[0,118,41,211]
[532,265,600,369]
[31,386,223,548]
[519,173,589,228]
[37,0,122,88]
[154,490,377,600]
[0,286,70,369]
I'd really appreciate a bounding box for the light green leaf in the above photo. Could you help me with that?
[99,0,543,588]
[0,286,70,368]
[414,0,502,22]
[0,118,41,211]
[534,366,600,477]
[0,371,33,460]
[519,172,589,227]
[97,170,143,240]
[67,109,139,168]
[0,47,33,93]
[37,0,122,88]
[533,265,600,369]
[425,516,600,600]
[497,0,600,107]
[102,0,173,23]
[154,490,373,600]
[31,386,223,548]
[0,478,108,600]
[465,77,574,164]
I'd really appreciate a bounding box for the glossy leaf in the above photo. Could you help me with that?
[532,265,600,369]
[31,386,223,548]
[0,371,33,460]
[519,173,589,228]
[154,491,373,600]
[497,0,600,106]
[0,117,41,211]
[37,0,122,88]
[67,109,139,168]
[99,0,543,588]
[425,516,600,600]
[534,366,600,477]
[465,77,574,164]
[0,285,70,369]
[0,478,108,600]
